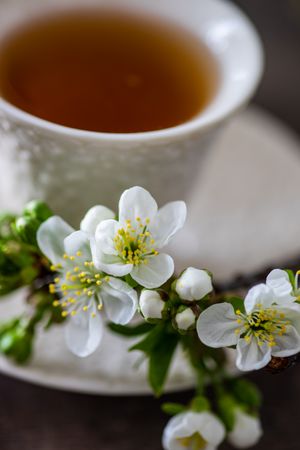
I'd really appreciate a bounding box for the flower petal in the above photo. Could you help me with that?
[266,269,295,305]
[118,186,158,226]
[197,303,240,348]
[131,253,174,288]
[91,238,132,276]
[64,230,92,261]
[228,410,262,449]
[244,284,274,314]
[37,216,74,264]
[65,304,103,357]
[101,277,137,324]
[151,201,187,248]
[272,325,300,357]
[95,219,120,256]
[192,412,225,446]
[236,337,271,371]
[80,205,115,235]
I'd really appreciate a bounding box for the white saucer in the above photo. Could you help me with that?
[0,106,299,395]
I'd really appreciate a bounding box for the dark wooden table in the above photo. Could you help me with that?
[1,1,300,449]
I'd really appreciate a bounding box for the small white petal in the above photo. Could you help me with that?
[37,216,74,264]
[151,201,187,248]
[101,277,137,324]
[131,254,174,288]
[64,230,91,261]
[175,308,196,331]
[95,219,120,255]
[65,304,103,357]
[176,268,213,301]
[272,325,300,357]
[228,410,262,448]
[236,337,271,371]
[91,238,132,277]
[197,303,240,348]
[244,284,274,314]
[266,269,296,305]
[80,205,115,235]
[118,186,158,226]
[139,290,165,319]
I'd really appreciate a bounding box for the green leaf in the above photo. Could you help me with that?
[130,322,166,353]
[130,323,179,396]
[162,402,186,416]
[148,331,178,396]
[108,322,154,337]
[217,394,236,431]
[231,378,262,409]
[228,297,245,314]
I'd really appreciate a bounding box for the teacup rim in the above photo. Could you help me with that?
[0,0,264,144]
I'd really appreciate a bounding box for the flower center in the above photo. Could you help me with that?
[177,433,207,450]
[236,305,291,347]
[113,218,158,266]
[49,252,107,317]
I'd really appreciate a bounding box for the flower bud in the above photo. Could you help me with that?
[23,200,53,222]
[139,290,165,320]
[228,409,262,448]
[175,307,196,331]
[15,216,40,246]
[175,267,213,301]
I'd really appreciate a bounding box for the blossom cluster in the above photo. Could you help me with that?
[32,186,300,450]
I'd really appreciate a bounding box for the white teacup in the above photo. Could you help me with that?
[0,0,263,224]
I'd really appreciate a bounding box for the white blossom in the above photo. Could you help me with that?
[139,290,165,319]
[228,409,262,448]
[37,216,137,357]
[197,283,300,371]
[163,411,225,450]
[175,308,196,331]
[92,186,186,289]
[176,268,213,301]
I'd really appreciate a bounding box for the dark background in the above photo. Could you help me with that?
[0,1,300,449]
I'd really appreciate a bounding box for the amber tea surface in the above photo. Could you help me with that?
[0,10,218,133]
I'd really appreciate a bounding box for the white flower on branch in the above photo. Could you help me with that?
[139,290,165,320]
[175,268,213,301]
[92,186,186,288]
[37,216,137,357]
[228,409,262,448]
[197,283,300,371]
[162,411,225,450]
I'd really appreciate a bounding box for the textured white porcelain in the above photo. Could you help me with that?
[0,0,263,224]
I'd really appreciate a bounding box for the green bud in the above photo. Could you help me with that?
[0,213,17,240]
[190,395,211,413]
[0,319,33,364]
[23,200,53,222]
[231,378,262,409]
[15,216,40,246]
